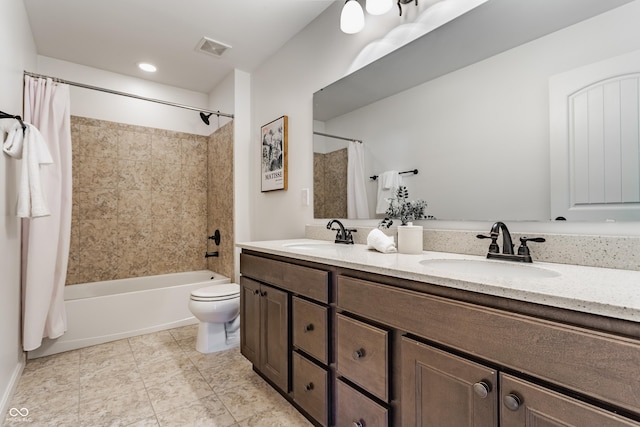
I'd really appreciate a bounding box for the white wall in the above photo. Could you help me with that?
[0,0,37,417]
[36,56,216,135]
[249,1,444,240]
[323,1,640,221]
[249,0,640,238]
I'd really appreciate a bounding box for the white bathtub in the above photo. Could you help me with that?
[28,270,230,359]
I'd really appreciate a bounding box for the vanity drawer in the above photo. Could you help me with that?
[293,352,328,427]
[336,313,389,402]
[293,297,328,364]
[335,379,388,427]
[240,253,329,303]
[337,275,640,414]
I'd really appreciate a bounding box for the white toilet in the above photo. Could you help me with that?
[188,283,241,354]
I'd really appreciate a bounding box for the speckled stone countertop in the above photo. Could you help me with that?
[237,238,640,323]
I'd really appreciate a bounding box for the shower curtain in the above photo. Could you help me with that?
[347,140,369,219]
[21,76,72,351]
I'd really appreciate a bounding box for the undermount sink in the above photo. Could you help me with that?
[419,258,560,279]
[282,242,345,250]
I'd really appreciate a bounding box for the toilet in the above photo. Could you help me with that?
[188,283,241,354]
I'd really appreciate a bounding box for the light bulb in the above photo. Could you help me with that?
[340,0,365,34]
[366,0,392,15]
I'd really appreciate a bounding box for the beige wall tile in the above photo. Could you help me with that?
[68,116,233,285]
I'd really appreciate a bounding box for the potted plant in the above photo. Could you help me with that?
[379,186,428,228]
[379,186,429,254]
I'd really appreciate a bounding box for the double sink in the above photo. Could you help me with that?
[281,241,560,280]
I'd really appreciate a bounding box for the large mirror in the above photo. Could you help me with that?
[313,0,639,221]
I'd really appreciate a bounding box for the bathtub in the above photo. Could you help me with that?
[28,270,230,359]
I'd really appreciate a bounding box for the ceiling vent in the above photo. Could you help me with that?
[195,37,231,58]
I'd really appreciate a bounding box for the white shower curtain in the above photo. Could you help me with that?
[21,76,72,351]
[347,140,369,219]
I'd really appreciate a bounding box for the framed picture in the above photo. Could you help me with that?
[261,115,288,192]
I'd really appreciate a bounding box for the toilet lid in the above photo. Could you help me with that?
[191,283,240,300]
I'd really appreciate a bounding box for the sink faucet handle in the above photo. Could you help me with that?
[517,236,546,258]
[476,234,499,253]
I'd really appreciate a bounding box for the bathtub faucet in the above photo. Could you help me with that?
[204,251,219,258]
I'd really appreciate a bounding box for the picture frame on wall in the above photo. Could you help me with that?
[261,115,288,192]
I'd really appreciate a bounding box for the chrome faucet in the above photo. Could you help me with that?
[477,221,545,263]
[326,219,356,244]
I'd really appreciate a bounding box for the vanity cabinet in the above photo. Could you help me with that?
[240,276,289,392]
[337,274,640,427]
[240,248,640,427]
[239,252,331,426]
[402,337,498,426]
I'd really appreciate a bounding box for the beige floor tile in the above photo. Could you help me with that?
[79,382,154,427]
[237,406,313,427]
[145,367,214,414]
[126,416,160,426]
[155,395,236,427]
[4,327,309,427]
[168,324,198,342]
[217,380,289,422]
[79,338,132,364]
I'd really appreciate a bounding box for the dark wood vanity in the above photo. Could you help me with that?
[239,248,640,427]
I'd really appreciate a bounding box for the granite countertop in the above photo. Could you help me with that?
[237,238,640,323]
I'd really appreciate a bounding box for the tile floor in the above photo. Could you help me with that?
[4,325,312,427]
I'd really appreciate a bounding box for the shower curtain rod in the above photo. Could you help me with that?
[23,71,234,119]
[313,131,362,144]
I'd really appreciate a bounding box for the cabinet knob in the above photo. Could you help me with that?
[352,348,365,360]
[503,393,522,411]
[260,290,267,297]
[304,382,314,392]
[253,289,259,295]
[303,324,314,333]
[352,419,364,427]
[473,381,491,399]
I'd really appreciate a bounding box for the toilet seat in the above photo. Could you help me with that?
[190,283,240,302]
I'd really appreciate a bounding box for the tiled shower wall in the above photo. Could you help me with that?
[206,121,234,281]
[67,116,234,285]
[313,148,347,218]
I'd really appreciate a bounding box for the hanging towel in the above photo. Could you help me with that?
[375,170,402,214]
[2,121,53,217]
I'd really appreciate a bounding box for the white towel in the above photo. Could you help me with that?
[367,229,397,253]
[375,170,402,214]
[2,122,53,217]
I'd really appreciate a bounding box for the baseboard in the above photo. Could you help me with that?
[0,354,26,422]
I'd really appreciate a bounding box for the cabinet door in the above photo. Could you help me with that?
[260,284,289,392]
[401,337,498,427]
[500,374,640,427]
[240,276,261,366]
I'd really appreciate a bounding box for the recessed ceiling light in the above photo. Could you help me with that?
[138,62,157,73]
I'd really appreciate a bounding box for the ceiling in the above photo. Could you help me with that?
[23,0,335,94]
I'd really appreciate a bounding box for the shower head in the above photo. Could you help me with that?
[200,112,213,125]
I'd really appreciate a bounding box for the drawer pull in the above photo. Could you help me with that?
[352,348,366,360]
[304,323,314,333]
[473,381,491,399]
[304,382,314,392]
[503,393,522,411]
[352,420,364,427]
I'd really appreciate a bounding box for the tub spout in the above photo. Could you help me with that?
[205,251,219,258]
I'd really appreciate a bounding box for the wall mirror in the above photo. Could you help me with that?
[313,0,638,222]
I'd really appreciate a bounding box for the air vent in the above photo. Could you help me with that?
[195,37,231,58]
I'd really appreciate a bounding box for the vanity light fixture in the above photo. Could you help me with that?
[340,0,365,34]
[366,0,393,15]
[137,62,157,73]
[341,0,419,34]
